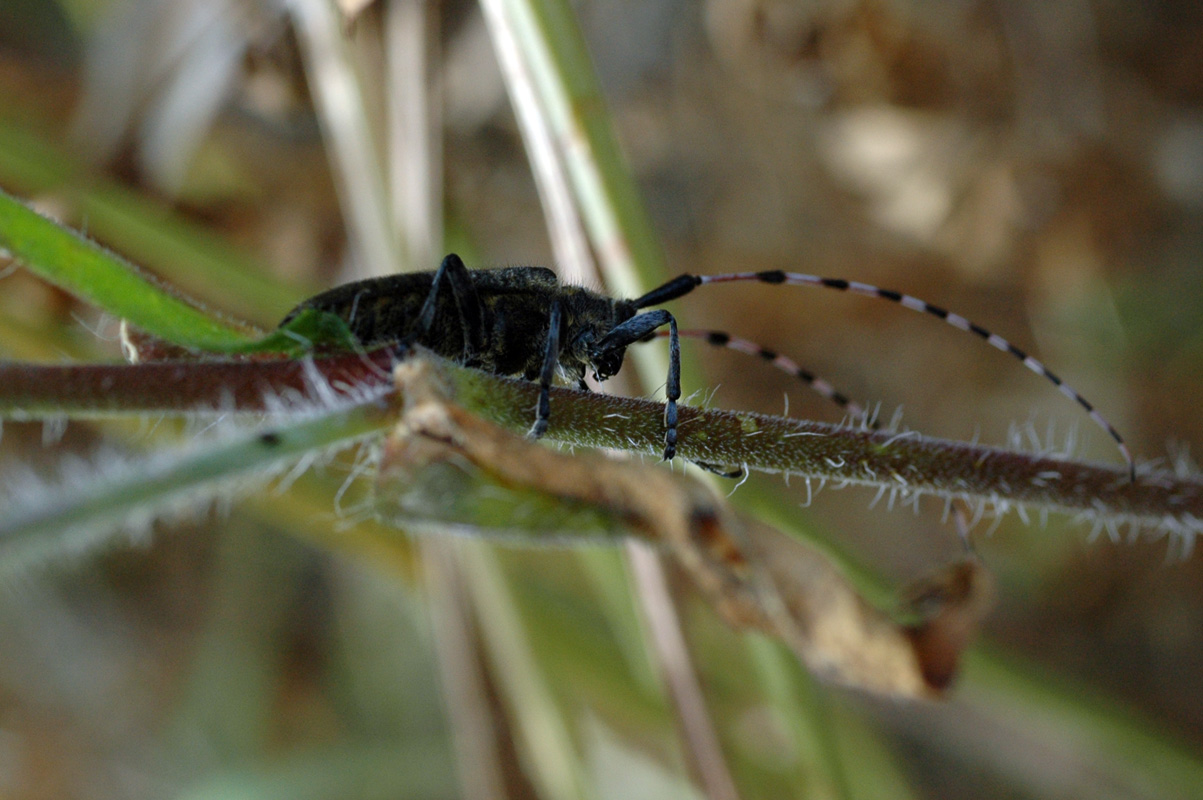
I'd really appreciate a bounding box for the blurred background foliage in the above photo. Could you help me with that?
[1,0,1202,798]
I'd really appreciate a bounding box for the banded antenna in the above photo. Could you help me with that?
[632,269,1135,482]
[643,329,873,425]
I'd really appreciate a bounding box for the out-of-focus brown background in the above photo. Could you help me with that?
[1,1,1202,798]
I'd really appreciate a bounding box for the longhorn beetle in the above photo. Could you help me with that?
[281,253,1135,481]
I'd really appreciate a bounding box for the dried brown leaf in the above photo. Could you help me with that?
[377,355,991,698]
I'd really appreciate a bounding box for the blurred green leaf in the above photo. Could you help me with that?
[0,187,363,355]
[0,186,257,351]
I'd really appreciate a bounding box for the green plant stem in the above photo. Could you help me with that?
[2,353,1198,533]
[0,351,396,416]
[0,396,398,567]
[448,365,1203,531]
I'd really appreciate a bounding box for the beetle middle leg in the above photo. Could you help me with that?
[529,299,565,439]
[407,253,489,360]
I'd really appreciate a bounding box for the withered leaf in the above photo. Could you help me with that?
[377,356,991,698]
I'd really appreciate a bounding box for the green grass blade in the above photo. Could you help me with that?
[0,115,314,325]
[0,187,258,351]
[0,399,394,572]
[500,0,666,297]
[0,188,360,355]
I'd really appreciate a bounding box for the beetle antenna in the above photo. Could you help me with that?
[642,329,875,428]
[635,271,1134,481]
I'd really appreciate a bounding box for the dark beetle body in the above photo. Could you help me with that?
[279,252,1134,479]
[281,264,639,385]
[282,254,681,456]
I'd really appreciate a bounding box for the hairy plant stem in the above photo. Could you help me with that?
[0,351,397,416]
[0,397,398,567]
[1,352,1198,533]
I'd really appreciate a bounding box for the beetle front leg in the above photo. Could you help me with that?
[529,300,564,440]
[591,309,680,461]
